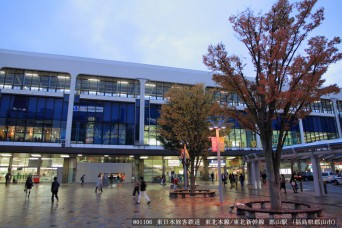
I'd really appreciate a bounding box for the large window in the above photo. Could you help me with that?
[76,75,140,98]
[210,88,246,107]
[303,116,338,143]
[144,81,186,100]
[0,94,68,142]
[0,68,70,93]
[144,104,161,146]
[310,99,334,114]
[72,100,135,145]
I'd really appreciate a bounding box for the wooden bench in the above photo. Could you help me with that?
[169,189,216,198]
[235,200,322,219]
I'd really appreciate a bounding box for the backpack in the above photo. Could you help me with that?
[27,179,33,188]
[140,180,146,191]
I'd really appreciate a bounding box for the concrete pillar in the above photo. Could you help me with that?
[138,79,147,145]
[331,162,336,174]
[65,73,77,147]
[139,159,144,178]
[298,119,305,144]
[66,157,76,183]
[311,154,324,197]
[297,160,302,172]
[203,159,209,181]
[256,134,262,148]
[247,162,252,185]
[331,98,342,138]
[162,158,166,175]
[251,161,261,189]
[8,156,13,173]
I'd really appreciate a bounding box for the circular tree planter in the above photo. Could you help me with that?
[234,200,322,219]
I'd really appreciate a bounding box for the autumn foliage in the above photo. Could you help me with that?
[203,0,341,209]
[158,83,216,191]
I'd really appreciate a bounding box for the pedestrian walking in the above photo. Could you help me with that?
[210,172,214,182]
[5,173,11,185]
[280,174,287,193]
[229,173,234,185]
[261,173,267,184]
[132,179,140,198]
[51,177,60,202]
[161,173,166,185]
[290,174,298,193]
[80,175,85,185]
[95,173,103,193]
[239,173,245,187]
[136,176,150,205]
[221,173,227,187]
[24,176,33,197]
[234,174,238,187]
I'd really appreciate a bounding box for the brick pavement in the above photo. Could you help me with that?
[0,181,340,228]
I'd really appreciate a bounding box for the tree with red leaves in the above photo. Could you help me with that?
[203,0,341,210]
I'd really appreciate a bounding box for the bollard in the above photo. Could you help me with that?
[323,181,328,194]
[300,181,303,192]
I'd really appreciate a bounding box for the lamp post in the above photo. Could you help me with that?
[209,118,226,204]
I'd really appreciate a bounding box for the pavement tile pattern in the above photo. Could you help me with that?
[0,181,341,228]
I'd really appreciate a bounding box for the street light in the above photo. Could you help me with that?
[209,118,226,204]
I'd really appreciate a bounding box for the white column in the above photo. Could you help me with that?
[331,98,342,138]
[256,134,262,148]
[311,154,323,197]
[251,161,261,189]
[65,73,77,147]
[255,161,261,189]
[138,79,147,145]
[298,119,305,144]
[247,162,252,185]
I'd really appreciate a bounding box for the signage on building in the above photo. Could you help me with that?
[168,160,180,167]
[210,137,225,152]
[73,106,103,112]
[229,159,240,167]
[209,160,226,166]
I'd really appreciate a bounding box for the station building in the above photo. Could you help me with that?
[0,49,341,184]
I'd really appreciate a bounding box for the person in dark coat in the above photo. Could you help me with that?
[5,173,11,185]
[221,173,227,187]
[51,177,60,202]
[25,176,33,197]
[280,174,287,193]
[80,175,85,185]
[239,174,245,187]
[210,172,214,182]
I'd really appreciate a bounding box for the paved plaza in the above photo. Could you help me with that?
[0,180,341,227]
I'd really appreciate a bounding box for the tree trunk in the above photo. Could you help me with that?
[262,131,282,210]
[190,157,196,195]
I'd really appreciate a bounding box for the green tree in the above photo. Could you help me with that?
[158,83,216,193]
[204,0,341,210]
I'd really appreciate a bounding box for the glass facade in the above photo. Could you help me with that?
[76,75,140,98]
[0,68,70,93]
[144,103,161,146]
[0,94,68,142]
[0,155,62,183]
[213,89,247,108]
[310,99,334,114]
[145,81,185,100]
[302,116,338,143]
[72,99,135,145]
